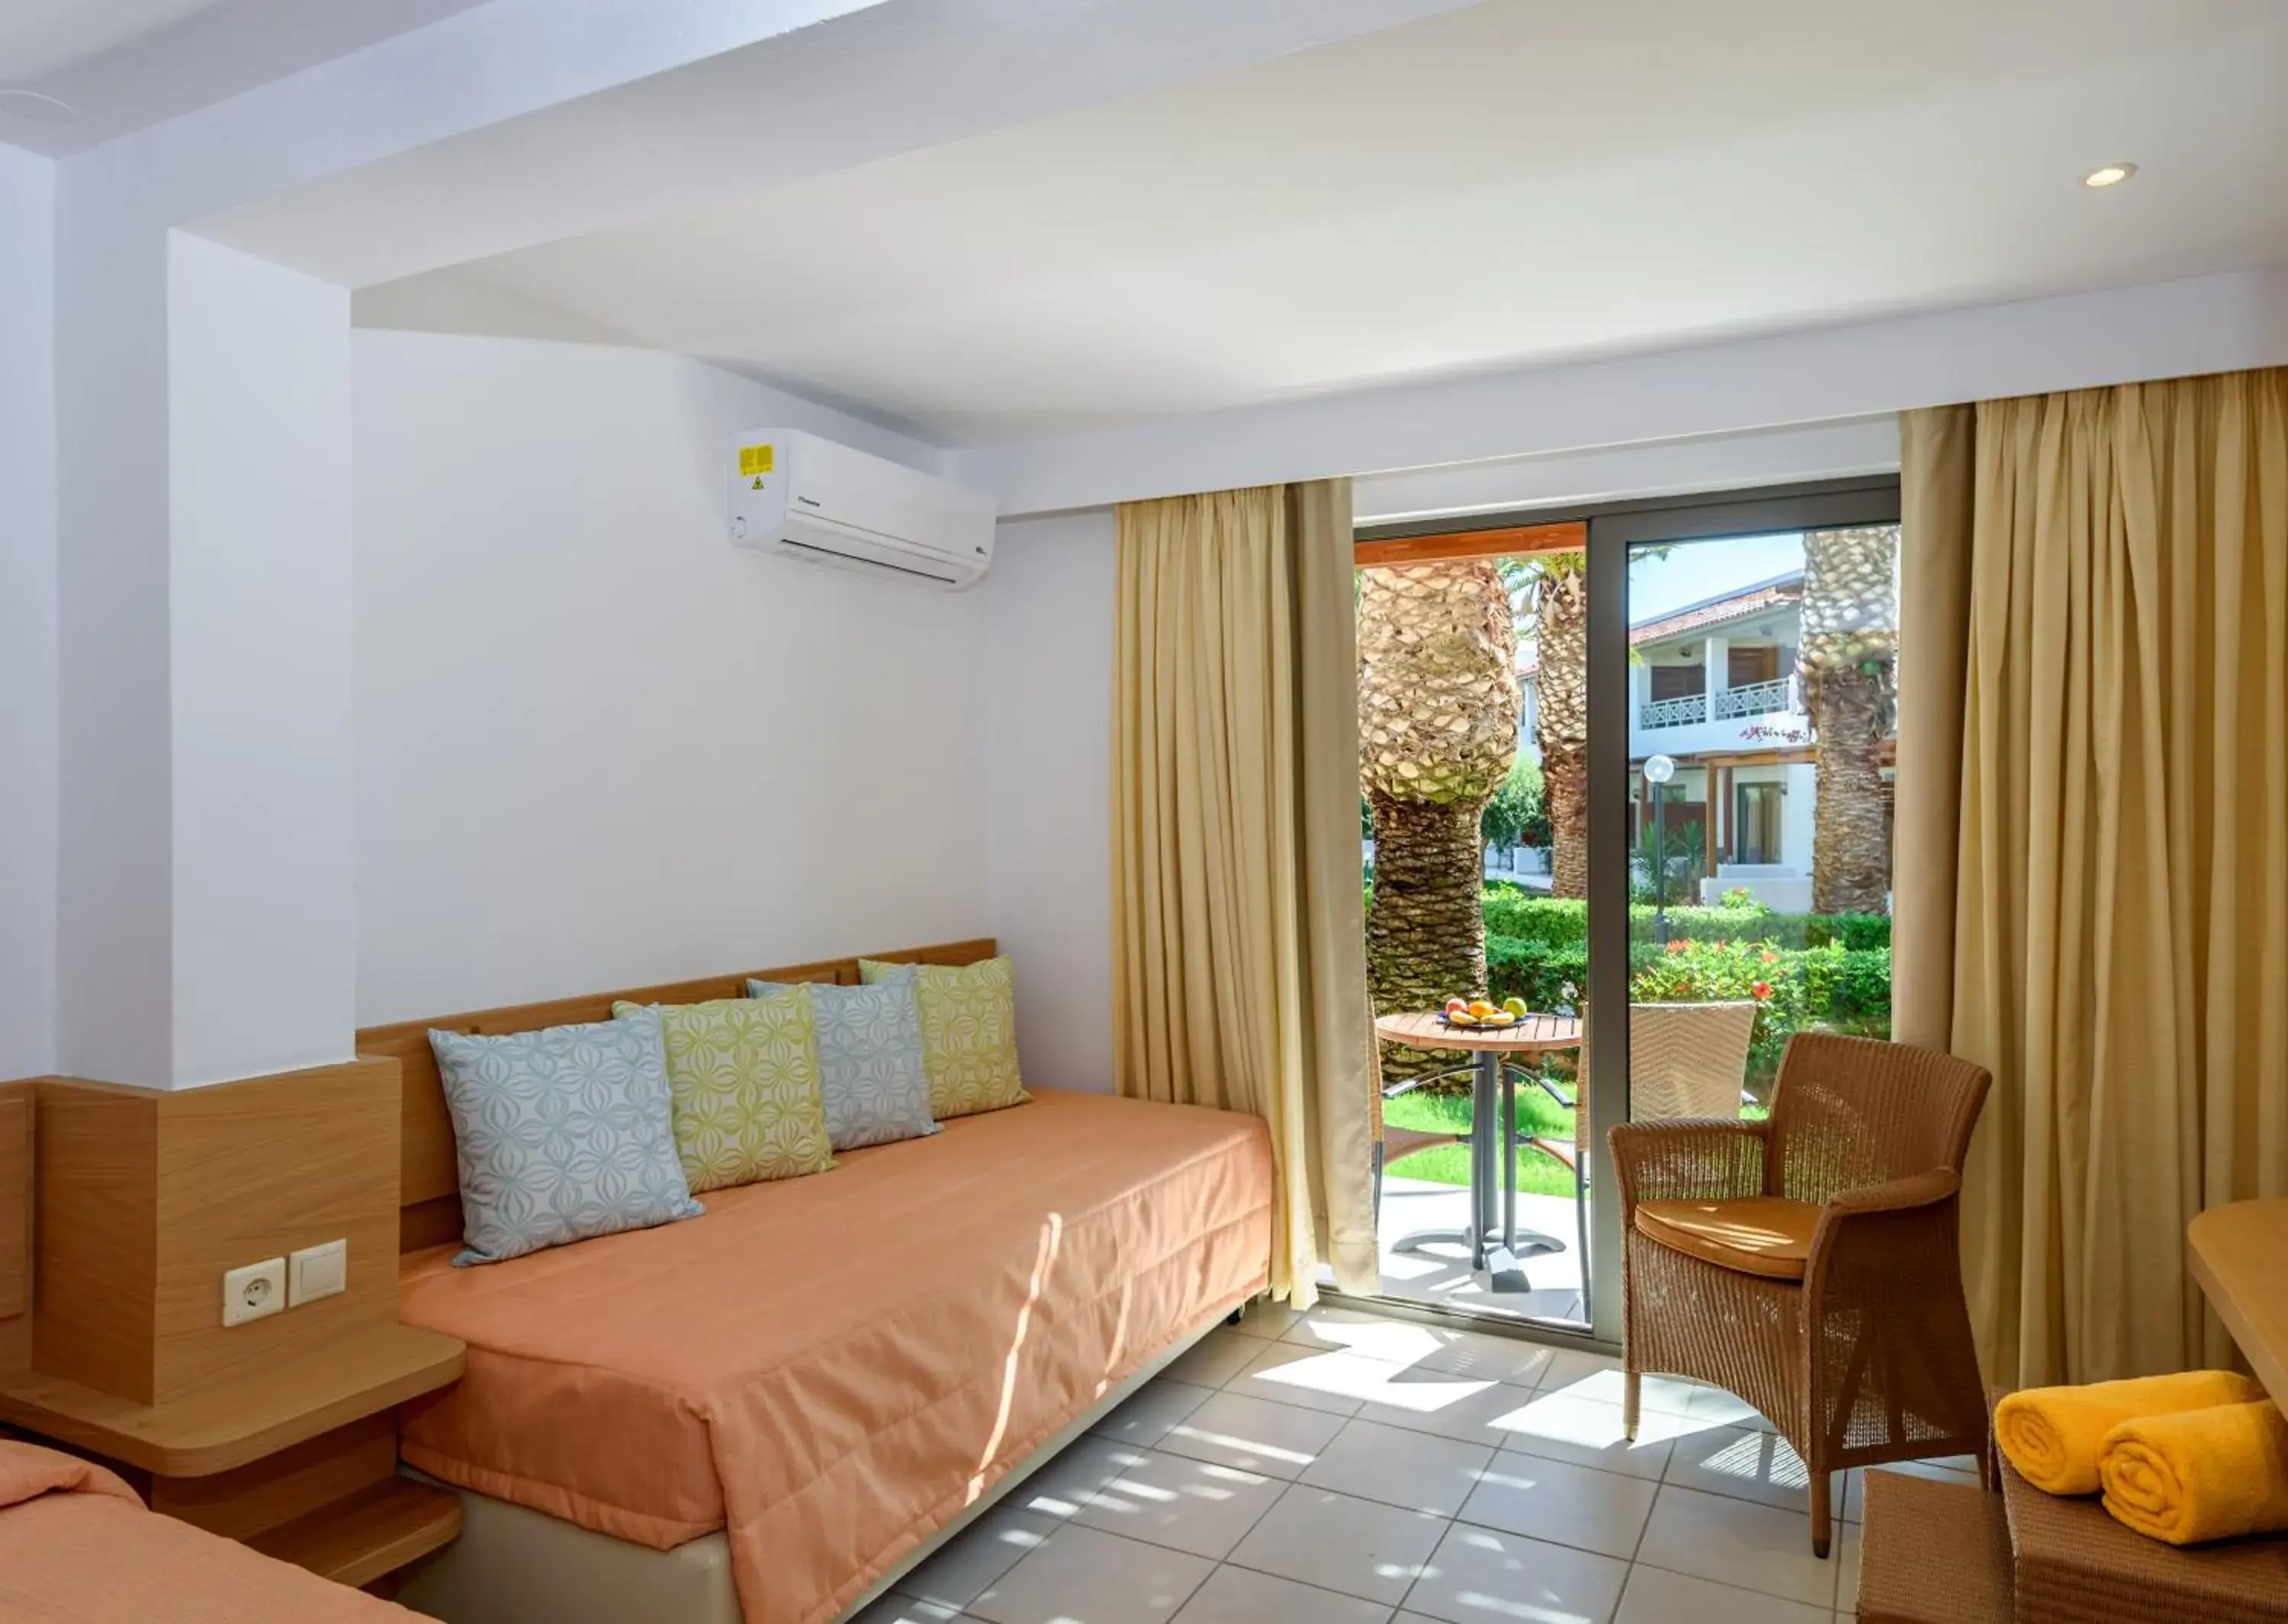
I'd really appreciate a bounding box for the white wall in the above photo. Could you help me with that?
[982,513,1117,1092]
[353,330,988,1023]
[1782,762,1817,878]
[47,0,882,1087]
[0,147,58,1080]
[169,233,356,1084]
[43,0,1422,1086]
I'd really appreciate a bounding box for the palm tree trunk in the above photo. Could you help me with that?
[1367,789,1485,1080]
[1367,789,1489,1014]
[1544,748,1586,899]
[1809,668,1891,913]
[1534,566,1589,898]
[1799,525,1900,916]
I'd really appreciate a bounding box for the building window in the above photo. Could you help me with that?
[1649,663,1705,699]
[1727,644,1779,686]
[1736,780,1782,865]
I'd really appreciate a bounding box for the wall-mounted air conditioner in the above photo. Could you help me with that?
[728,428,995,589]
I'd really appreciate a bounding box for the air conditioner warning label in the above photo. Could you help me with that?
[738,444,776,477]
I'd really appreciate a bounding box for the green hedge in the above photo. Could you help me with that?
[1478,893,1889,952]
[1485,935,1585,1000]
[1470,892,1891,1090]
[1368,889,1894,1086]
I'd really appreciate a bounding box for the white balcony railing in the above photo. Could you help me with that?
[1639,677,1796,733]
[1639,693,1708,730]
[1714,676,1792,719]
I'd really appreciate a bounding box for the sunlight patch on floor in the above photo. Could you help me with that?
[1693,1430,1809,1490]
[1489,1388,1702,1450]
[1162,1422,1317,1468]
[1248,1347,1497,1413]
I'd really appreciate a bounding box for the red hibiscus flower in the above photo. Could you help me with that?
[1752,980,1773,1000]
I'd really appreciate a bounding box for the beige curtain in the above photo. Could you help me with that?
[1901,370,2288,1386]
[1892,405,1975,1052]
[1111,481,1378,1306]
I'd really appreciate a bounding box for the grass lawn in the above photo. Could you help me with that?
[1383,1080,1579,1197]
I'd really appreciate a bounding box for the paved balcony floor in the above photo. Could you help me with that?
[1369,1174,1590,1329]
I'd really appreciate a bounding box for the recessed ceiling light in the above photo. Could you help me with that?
[2083,162,2138,188]
[0,88,76,126]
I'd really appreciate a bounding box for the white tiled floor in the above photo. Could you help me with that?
[854,1301,1983,1624]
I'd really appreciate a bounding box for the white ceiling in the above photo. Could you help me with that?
[0,0,492,155]
[361,0,2286,447]
[0,0,225,84]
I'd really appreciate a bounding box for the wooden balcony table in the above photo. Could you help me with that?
[1374,1009,1582,1293]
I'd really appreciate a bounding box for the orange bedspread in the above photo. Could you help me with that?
[0,1439,423,1622]
[397,1086,1273,1624]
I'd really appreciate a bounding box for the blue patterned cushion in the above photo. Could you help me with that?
[429,1009,703,1266]
[747,980,939,1151]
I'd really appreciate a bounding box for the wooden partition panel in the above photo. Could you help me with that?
[362,938,999,1252]
[153,1063,400,1402]
[33,1081,160,1402]
[28,1062,403,1407]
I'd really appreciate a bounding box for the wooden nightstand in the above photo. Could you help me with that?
[0,1319,466,1590]
[0,1067,470,1595]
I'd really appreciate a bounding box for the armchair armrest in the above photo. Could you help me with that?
[1823,1167,1960,1218]
[1805,1167,1965,1301]
[1607,1117,1767,1222]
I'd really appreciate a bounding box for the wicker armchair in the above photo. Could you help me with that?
[1610,1032,1991,1559]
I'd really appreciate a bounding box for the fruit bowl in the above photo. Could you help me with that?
[1438,999,1531,1031]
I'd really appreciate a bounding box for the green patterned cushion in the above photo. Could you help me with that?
[612,990,832,1192]
[858,956,1030,1119]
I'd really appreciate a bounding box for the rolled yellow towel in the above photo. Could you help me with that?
[2100,1400,2288,1545]
[1994,1370,2265,1494]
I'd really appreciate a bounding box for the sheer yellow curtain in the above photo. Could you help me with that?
[1904,370,2288,1385]
[1111,482,1377,1306]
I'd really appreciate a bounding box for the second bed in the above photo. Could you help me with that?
[393,1086,1274,1624]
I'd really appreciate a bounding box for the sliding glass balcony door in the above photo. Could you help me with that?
[1579,480,1902,1344]
[1343,479,1902,1349]
[1354,525,1595,1333]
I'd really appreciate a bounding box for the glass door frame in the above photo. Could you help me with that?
[1579,477,1901,1344]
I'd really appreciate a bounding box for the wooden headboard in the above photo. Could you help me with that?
[357,938,999,1253]
[0,1080,31,1372]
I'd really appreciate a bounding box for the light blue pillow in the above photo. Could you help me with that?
[429,1008,703,1266]
[747,980,939,1151]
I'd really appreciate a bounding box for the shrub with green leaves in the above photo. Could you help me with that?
[1486,935,1586,1009]
[1475,892,1888,952]
[1481,893,1584,945]
[1473,890,1893,1093]
[1480,755,1547,853]
[1365,886,1895,1089]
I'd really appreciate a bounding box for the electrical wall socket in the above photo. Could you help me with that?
[288,1239,347,1306]
[223,1257,286,1327]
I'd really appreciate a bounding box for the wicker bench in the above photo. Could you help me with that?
[1859,1451,2288,1624]
[1995,1446,2288,1623]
